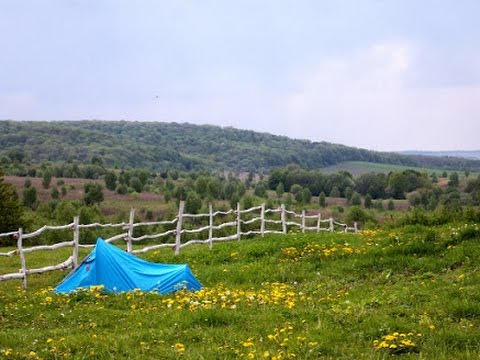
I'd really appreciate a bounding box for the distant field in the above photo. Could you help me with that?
[320,161,477,176]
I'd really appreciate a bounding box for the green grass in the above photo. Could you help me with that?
[1,225,479,359]
[321,161,477,176]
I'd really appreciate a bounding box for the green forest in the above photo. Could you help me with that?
[2,120,480,174]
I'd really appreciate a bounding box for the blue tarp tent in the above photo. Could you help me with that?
[54,238,202,294]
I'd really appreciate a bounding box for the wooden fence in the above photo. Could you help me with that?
[0,202,358,289]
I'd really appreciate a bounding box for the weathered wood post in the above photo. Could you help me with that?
[175,201,185,255]
[316,213,321,233]
[344,224,348,233]
[236,202,241,241]
[301,209,306,234]
[260,203,265,237]
[208,203,213,250]
[72,216,80,268]
[17,228,27,289]
[281,204,287,234]
[329,217,334,232]
[354,222,358,234]
[127,208,135,253]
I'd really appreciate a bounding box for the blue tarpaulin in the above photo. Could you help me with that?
[54,238,203,294]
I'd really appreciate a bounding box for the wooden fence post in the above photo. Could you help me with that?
[208,203,213,250]
[354,222,358,234]
[301,209,306,234]
[236,202,241,241]
[316,213,321,233]
[260,203,265,237]
[17,228,27,290]
[127,208,135,253]
[281,204,287,234]
[329,217,334,232]
[72,216,80,268]
[175,201,185,255]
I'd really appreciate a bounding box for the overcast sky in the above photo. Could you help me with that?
[1,1,479,151]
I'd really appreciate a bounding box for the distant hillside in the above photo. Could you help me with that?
[401,150,480,160]
[1,120,480,173]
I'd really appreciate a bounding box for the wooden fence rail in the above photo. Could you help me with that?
[0,202,358,289]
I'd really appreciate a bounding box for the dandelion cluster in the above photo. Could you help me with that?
[218,322,319,359]
[281,243,361,261]
[161,282,307,311]
[373,332,421,354]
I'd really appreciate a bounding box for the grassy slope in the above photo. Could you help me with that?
[321,161,478,176]
[0,225,479,359]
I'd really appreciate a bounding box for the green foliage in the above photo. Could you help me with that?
[2,120,479,174]
[22,186,38,210]
[242,194,255,209]
[254,182,267,198]
[130,177,143,193]
[329,186,340,198]
[345,206,375,225]
[363,193,372,208]
[387,199,395,211]
[302,187,312,204]
[350,192,361,206]
[0,167,24,238]
[448,172,460,187]
[50,187,60,200]
[318,192,326,208]
[275,182,284,198]
[104,171,117,191]
[116,184,128,195]
[42,170,52,189]
[84,183,104,206]
[185,192,202,214]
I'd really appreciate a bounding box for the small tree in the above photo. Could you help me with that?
[254,182,268,198]
[364,194,372,208]
[345,186,353,203]
[51,187,60,200]
[276,183,285,198]
[185,192,202,214]
[84,183,104,206]
[42,170,52,189]
[242,194,255,209]
[319,192,327,208]
[0,167,24,236]
[130,177,143,193]
[302,188,312,204]
[387,199,395,211]
[104,171,117,191]
[330,186,340,198]
[23,184,38,209]
[351,192,362,206]
[448,172,459,187]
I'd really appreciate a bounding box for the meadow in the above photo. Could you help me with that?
[0,224,479,359]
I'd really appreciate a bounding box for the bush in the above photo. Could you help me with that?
[345,206,376,225]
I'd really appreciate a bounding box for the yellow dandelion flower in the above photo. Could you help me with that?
[175,343,185,353]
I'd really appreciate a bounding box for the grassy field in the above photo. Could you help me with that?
[1,224,479,359]
[320,161,476,177]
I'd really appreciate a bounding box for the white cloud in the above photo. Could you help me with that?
[278,41,480,151]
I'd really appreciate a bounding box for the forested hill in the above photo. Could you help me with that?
[1,120,480,173]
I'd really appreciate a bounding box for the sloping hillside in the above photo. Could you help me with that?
[1,120,480,173]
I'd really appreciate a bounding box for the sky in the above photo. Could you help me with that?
[1,0,479,152]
